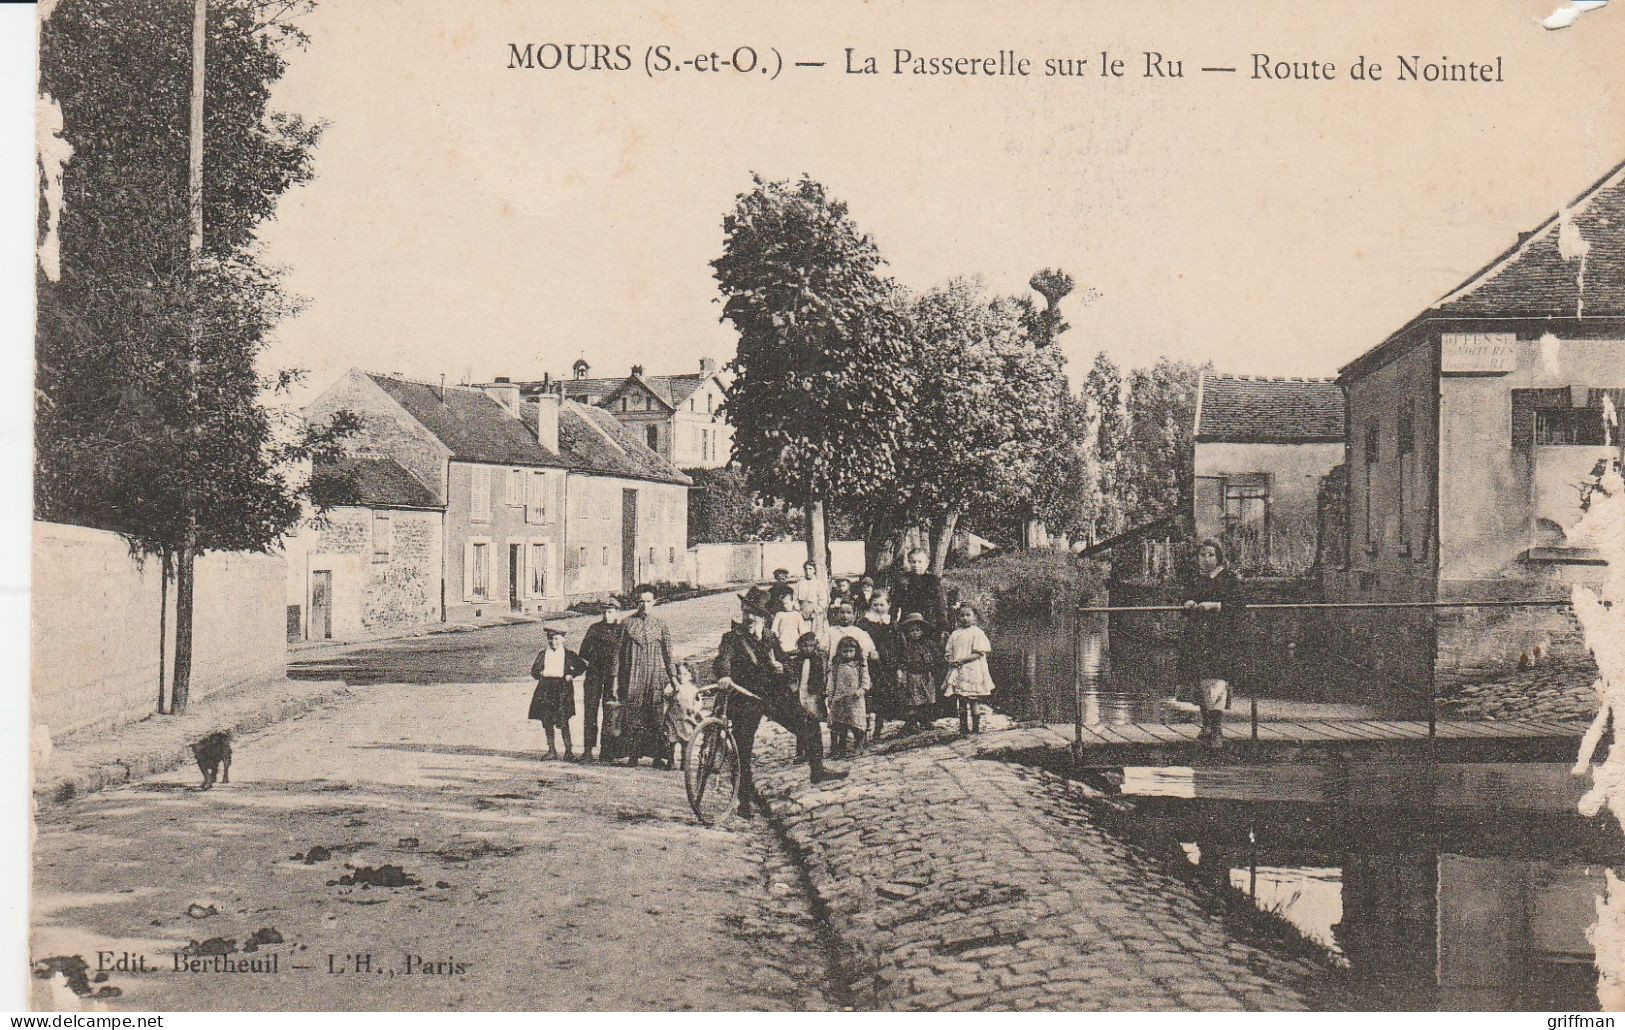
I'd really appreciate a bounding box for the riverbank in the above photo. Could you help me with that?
[944,550,1105,621]
[753,721,1333,1010]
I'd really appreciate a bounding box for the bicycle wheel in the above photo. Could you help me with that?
[683,716,738,826]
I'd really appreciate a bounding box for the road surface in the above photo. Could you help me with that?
[31,592,837,1011]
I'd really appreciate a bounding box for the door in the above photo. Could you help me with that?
[621,488,638,594]
[509,543,523,612]
[310,570,333,641]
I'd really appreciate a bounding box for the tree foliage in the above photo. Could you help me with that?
[35,0,348,560]
[685,465,801,545]
[712,175,912,569]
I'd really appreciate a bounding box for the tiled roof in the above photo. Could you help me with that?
[367,374,567,468]
[521,371,713,409]
[1194,374,1345,443]
[1430,159,1625,319]
[310,455,441,509]
[523,400,692,486]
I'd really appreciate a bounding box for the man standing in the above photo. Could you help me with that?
[610,585,678,768]
[715,586,844,819]
[577,598,625,763]
[766,568,795,613]
[889,547,947,635]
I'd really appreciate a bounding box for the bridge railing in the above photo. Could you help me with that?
[1072,597,1576,746]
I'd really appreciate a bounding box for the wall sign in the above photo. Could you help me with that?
[1441,332,1518,374]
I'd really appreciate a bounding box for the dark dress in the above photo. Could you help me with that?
[610,611,678,761]
[860,616,900,718]
[890,571,948,635]
[528,647,589,727]
[896,634,942,709]
[1181,566,1242,684]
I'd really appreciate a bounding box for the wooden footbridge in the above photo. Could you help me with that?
[1028,716,1590,768]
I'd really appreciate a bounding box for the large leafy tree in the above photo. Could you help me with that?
[712,175,911,577]
[1081,352,1128,540]
[1118,358,1206,528]
[37,0,350,712]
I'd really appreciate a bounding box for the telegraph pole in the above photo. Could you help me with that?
[171,0,206,714]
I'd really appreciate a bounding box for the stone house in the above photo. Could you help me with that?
[292,369,691,639]
[1192,373,1344,573]
[1327,158,1625,692]
[511,357,733,469]
[285,455,444,641]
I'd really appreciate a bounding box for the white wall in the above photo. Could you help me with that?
[32,521,287,740]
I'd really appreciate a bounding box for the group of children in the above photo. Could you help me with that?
[527,564,999,765]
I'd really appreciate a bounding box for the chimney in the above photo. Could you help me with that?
[699,356,717,374]
[480,376,522,418]
[631,364,645,377]
[534,382,561,454]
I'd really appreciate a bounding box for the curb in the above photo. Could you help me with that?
[33,681,354,811]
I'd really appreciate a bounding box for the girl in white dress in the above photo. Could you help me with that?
[944,604,994,736]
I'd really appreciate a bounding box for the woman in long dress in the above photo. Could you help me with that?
[610,585,678,768]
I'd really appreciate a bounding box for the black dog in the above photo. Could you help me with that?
[191,731,232,790]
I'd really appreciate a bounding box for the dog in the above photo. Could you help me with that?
[191,731,232,790]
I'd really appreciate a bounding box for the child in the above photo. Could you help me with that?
[772,590,808,656]
[943,604,994,736]
[662,664,703,771]
[529,626,588,760]
[895,612,941,734]
[789,631,827,763]
[826,635,870,757]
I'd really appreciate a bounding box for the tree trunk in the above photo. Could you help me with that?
[805,499,829,580]
[928,512,959,576]
[171,541,196,714]
[157,551,170,715]
[865,522,896,576]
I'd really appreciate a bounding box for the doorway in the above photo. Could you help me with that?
[509,543,523,612]
[310,570,333,641]
[621,488,638,594]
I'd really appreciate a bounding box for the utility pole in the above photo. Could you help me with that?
[171,0,206,714]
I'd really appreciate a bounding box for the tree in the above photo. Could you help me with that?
[712,175,911,578]
[1118,358,1206,529]
[37,0,348,712]
[685,465,801,545]
[1081,352,1127,540]
[1024,268,1074,347]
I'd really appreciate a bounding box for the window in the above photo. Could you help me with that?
[1222,475,1269,531]
[707,394,713,414]
[470,466,492,523]
[620,398,628,412]
[371,511,391,563]
[649,546,657,565]
[470,542,489,600]
[506,468,524,506]
[689,398,695,411]
[668,546,676,566]
[1397,403,1414,456]
[646,425,659,450]
[1364,423,1381,464]
[601,545,609,567]
[1511,387,1574,448]
[526,471,545,522]
[529,542,548,597]
[1535,408,1606,446]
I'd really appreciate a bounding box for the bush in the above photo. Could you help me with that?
[944,550,1107,622]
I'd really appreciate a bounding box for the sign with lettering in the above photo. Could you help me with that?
[1441,332,1518,374]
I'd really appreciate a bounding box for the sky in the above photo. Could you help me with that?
[255,0,1625,401]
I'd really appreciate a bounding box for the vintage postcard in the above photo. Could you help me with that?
[24,0,1625,1015]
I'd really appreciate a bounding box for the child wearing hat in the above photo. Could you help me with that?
[529,625,589,760]
[896,612,942,733]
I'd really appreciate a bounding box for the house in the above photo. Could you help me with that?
[1192,373,1345,573]
[1329,158,1625,690]
[292,369,691,639]
[524,396,692,596]
[513,357,733,469]
[284,455,444,641]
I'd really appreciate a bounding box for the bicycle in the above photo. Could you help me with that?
[683,678,759,825]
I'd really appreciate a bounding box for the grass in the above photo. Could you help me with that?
[944,550,1107,622]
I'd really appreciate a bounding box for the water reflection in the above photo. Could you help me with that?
[988,612,1430,726]
[1100,762,1623,1010]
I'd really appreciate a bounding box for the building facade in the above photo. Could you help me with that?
[293,369,691,639]
[514,357,733,469]
[1328,159,1624,692]
[1192,373,1345,574]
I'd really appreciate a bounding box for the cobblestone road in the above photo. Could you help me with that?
[755,721,1332,1011]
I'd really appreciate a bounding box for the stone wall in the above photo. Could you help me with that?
[32,521,287,739]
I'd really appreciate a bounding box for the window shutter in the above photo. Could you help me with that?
[463,540,476,600]
[528,470,546,523]
[471,467,492,522]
